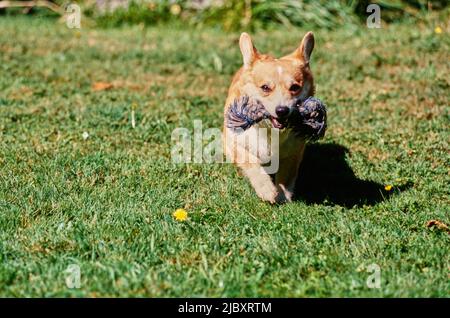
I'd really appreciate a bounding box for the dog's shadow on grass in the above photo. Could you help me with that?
[294,143,411,207]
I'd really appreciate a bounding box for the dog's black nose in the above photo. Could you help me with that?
[275,106,289,118]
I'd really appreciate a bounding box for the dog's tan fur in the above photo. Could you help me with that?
[223,32,315,204]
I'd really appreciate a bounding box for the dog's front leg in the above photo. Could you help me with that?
[274,145,306,202]
[227,140,284,204]
[239,161,286,204]
[224,127,287,204]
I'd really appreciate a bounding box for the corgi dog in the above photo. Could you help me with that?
[223,32,316,204]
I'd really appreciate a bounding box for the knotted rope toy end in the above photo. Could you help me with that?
[288,97,327,140]
[226,96,271,131]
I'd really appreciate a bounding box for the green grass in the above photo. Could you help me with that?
[0,16,449,297]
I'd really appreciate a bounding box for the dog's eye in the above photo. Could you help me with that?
[260,84,272,93]
[289,84,302,93]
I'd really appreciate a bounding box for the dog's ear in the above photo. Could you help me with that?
[292,32,314,65]
[239,32,258,68]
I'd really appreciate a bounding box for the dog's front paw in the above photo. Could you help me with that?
[257,184,291,204]
[277,184,294,203]
[256,183,279,204]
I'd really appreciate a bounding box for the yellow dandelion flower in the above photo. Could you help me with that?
[170,4,181,16]
[173,208,188,221]
[434,26,442,34]
[384,185,393,191]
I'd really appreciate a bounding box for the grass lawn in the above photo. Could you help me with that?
[0,16,448,297]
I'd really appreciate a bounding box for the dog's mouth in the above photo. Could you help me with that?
[270,116,286,129]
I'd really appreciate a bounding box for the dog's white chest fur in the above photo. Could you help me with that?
[229,119,304,163]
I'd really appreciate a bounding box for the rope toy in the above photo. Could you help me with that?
[226,95,327,141]
[288,97,327,140]
[226,96,270,131]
